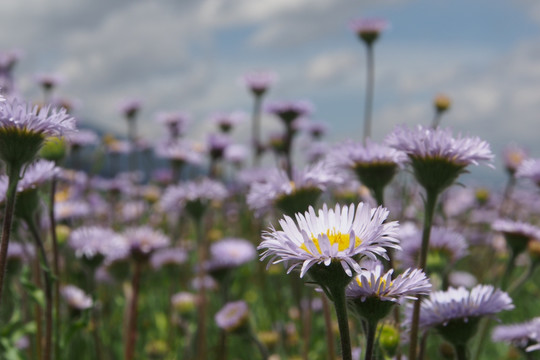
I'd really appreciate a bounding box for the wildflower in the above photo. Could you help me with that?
[502,144,527,175]
[156,111,190,139]
[66,129,99,149]
[211,111,245,133]
[123,226,170,262]
[68,226,127,267]
[0,98,75,171]
[492,317,540,351]
[409,285,513,346]
[206,237,256,277]
[241,71,277,97]
[259,202,400,280]
[516,158,540,186]
[150,247,188,270]
[266,100,313,125]
[350,17,389,46]
[171,291,197,314]
[346,260,431,323]
[434,94,451,114]
[118,98,142,120]
[385,125,493,193]
[492,219,540,256]
[215,300,250,333]
[34,73,63,93]
[61,284,93,311]
[247,161,341,217]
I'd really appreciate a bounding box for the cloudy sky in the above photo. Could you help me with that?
[2,0,540,185]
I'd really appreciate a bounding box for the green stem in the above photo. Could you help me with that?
[409,189,439,360]
[329,284,352,360]
[252,94,263,167]
[500,250,517,291]
[26,216,54,360]
[509,262,536,294]
[0,165,20,307]
[194,217,208,360]
[48,175,61,359]
[363,43,375,145]
[455,343,468,360]
[364,320,378,360]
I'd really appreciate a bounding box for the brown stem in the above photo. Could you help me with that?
[48,175,61,359]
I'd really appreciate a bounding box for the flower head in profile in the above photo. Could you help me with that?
[492,317,540,351]
[492,219,540,256]
[68,226,127,266]
[123,226,170,261]
[407,284,513,346]
[215,300,250,333]
[160,178,228,219]
[241,70,277,97]
[150,247,188,270]
[61,284,93,311]
[34,73,64,92]
[66,129,99,148]
[247,161,342,217]
[516,158,540,186]
[385,125,493,193]
[327,140,406,193]
[347,261,431,303]
[0,98,75,169]
[118,98,142,120]
[259,202,400,280]
[211,111,245,133]
[207,237,256,274]
[502,144,527,175]
[266,100,314,125]
[156,111,190,139]
[346,260,430,323]
[350,17,389,45]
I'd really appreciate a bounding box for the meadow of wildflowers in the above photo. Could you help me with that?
[0,14,540,360]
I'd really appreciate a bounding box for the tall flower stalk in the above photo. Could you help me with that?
[350,18,388,144]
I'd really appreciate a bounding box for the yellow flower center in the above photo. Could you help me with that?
[300,229,362,254]
[356,276,392,295]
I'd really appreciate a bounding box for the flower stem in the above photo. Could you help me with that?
[364,319,378,360]
[124,260,142,360]
[26,216,53,360]
[363,43,375,145]
[194,217,208,360]
[0,164,20,307]
[329,284,352,360]
[247,331,269,360]
[408,189,439,360]
[455,343,468,360]
[252,94,263,167]
[48,175,61,359]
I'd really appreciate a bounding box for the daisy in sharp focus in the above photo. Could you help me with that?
[258,202,400,279]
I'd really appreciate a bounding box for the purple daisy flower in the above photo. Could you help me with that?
[159,178,228,215]
[211,111,245,133]
[118,98,142,119]
[492,219,540,255]
[66,129,99,148]
[516,158,540,186]
[150,247,188,270]
[156,111,190,139]
[410,285,513,339]
[258,202,400,278]
[34,73,64,92]
[385,125,493,193]
[68,226,127,262]
[55,200,91,221]
[502,144,528,175]
[123,226,170,261]
[215,300,250,332]
[350,17,389,45]
[346,260,431,303]
[207,237,256,273]
[247,161,342,217]
[61,284,93,310]
[241,70,277,96]
[154,139,203,165]
[266,100,314,125]
[492,317,540,350]
[207,133,230,160]
[224,144,248,167]
[0,98,75,137]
